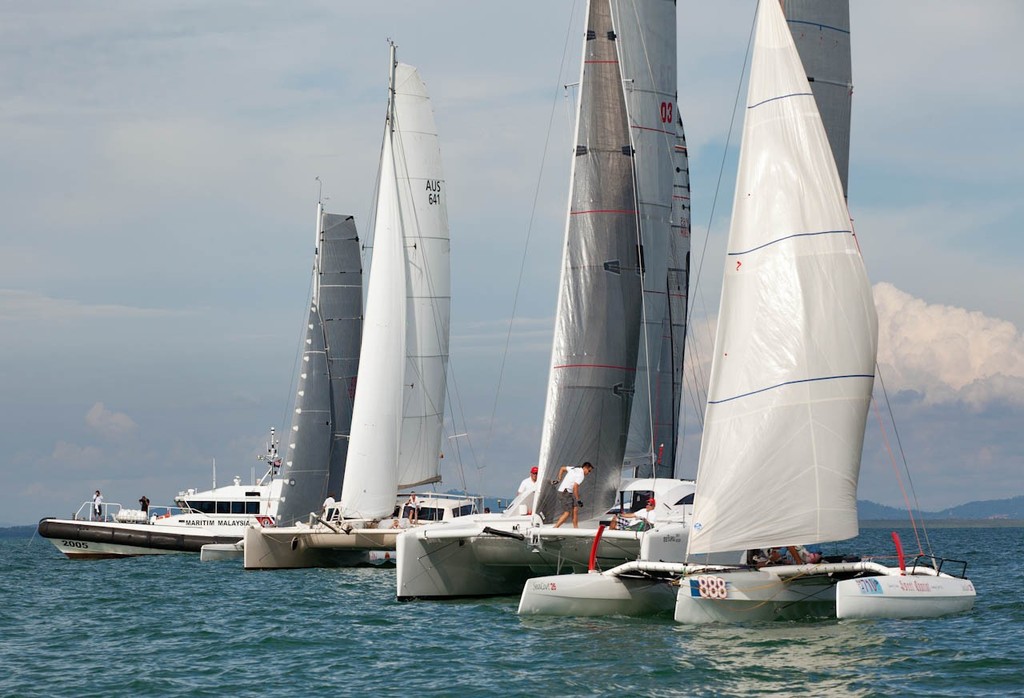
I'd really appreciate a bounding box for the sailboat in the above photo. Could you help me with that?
[242,44,476,569]
[395,0,696,600]
[519,0,975,621]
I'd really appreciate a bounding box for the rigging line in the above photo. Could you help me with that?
[875,364,934,556]
[280,228,320,443]
[483,0,581,460]
[684,2,758,403]
[869,390,924,555]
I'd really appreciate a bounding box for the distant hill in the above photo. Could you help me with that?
[859,496,1024,520]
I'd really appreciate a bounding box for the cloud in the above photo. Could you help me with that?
[0,289,183,323]
[84,402,137,440]
[874,282,1024,407]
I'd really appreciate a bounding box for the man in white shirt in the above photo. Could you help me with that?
[515,466,539,515]
[610,498,656,530]
[322,493,338,521]
[552,461,594,528]
[92,490,103,521]
[404,493,420,524]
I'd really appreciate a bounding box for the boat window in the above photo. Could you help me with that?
[231,501,245,514]
[622,491,654,513]
[418,507,443,522]
[190,501,215,514]
[674,493,695,505]
[246,502,260,514]
[216,501,230,514]
[456,504,474,517]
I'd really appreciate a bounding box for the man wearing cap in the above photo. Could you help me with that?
[553,461,594,528]
[517,467,539,498]
[609,498,657,530]
[516,467,539,515]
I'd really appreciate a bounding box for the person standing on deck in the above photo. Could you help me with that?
[552,462,594,528]
[92,490,103,521]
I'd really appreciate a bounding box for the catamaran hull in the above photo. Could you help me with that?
[37,518,245,559]
[518,573,676,617]
[242,525,400,569]
[674,570,837,623]
[673,566,977,623]
[396,525,641,600]
[834,575,976,619]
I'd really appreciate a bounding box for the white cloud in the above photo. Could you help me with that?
[84,402,137,441]
[874,282,1024,407]
[0,289,183,323]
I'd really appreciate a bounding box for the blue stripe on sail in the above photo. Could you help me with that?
[748,91,814,110]
[786,19,850,35]
[727,229,851,257]
[707,374,875,405]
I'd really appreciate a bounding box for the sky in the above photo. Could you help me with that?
[2,1,1022,526]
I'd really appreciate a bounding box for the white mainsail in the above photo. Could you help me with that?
[392,63,451,490]
[687,0,877,555]
[340,52,449,519]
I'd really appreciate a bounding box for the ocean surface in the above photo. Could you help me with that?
[2,526,1021,697]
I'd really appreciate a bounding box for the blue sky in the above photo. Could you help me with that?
[2,2,1022,525]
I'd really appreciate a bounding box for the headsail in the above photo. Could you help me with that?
[340,51,408,520]
[274,207,362,527]
[687,0,877,555]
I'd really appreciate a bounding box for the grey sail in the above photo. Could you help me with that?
[651,119,691,478]
[275,210,363,527]
[614,0,677,478]
[784,0,852,196]
[534,0,643,523]
[319,213,363,497]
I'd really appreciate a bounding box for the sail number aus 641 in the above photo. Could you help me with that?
[426,179,442,205]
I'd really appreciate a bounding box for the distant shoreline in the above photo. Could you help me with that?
[860,519,1024,529]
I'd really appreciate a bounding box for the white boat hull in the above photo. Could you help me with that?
[242,525,387,569]
[518,572,676,617]
[835,574,976,619]
[673,563,977,623]
[396,519,642,600]
[200,542,244,562]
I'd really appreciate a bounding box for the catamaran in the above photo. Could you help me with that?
[242,44,477,569]
[396,0,696,600]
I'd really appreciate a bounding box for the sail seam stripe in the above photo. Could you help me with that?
[708,374,875,405]
[631,125,674,135]
[553,363,636,371]
[748,91,814,110]
[786,19,850,35]
[727,229,852,256]
[570,209,639,215]
[584,60,619,64]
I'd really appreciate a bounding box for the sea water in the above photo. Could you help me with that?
[1,526,1021,697]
